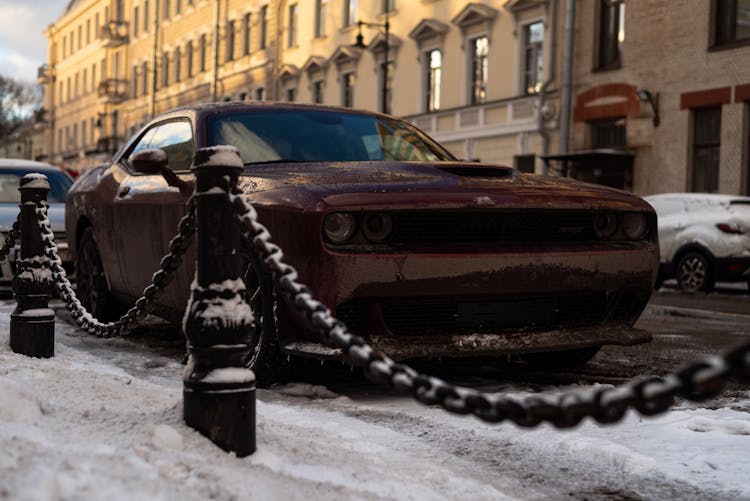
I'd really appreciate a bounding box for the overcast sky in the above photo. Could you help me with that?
[0,0,68,84]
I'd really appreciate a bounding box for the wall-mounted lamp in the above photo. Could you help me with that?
[636,89,660,127]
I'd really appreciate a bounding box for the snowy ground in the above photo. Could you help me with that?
[1,301,749,500]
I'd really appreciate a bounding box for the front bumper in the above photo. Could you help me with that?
[282,241,658,357]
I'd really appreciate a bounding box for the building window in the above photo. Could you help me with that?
[514,154,536,173]
[313,80,324,103]
[175,0,181,15]
[692,107,721,192]
[315,0,327,37]
[226,20,235,61]
[344,0,358,26]
[597,0,624,69]
[87,19,91,43]
[260,6,268,49]
[144,0,149,32]
[523,21,544,95]
[162,52,169,87]
[255,87,265,100]
[82,121,87,147]
[95,13,99,39]
[142,61,149,95]
[286,88,297,102]
[83,68,88,94]
[381,0,395,14]
[342,72,354,107]
[132,64,138,96]
[199,34,207,71]
[78,26,82,50]
[380,61,394,114]
[174,47,182,82]
[470,36,489,104]
[186,41,193,77]
[425,49,441,112]
[590,117,626,148]
[163,0,170,20]
[713,0,750,46]
[288,4,298,47]
[243,13,251,55]
[133,6,139,37]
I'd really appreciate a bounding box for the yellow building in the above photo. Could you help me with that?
[40,0,564,174]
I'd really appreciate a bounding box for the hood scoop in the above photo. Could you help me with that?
[435,165,515,179]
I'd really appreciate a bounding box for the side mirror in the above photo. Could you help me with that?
[129,148,191,195]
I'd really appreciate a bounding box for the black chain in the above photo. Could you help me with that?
[35,199,197,338]
[230,190,750,427]
[0,216,20,262]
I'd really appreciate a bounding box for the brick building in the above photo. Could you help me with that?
[560,0,750,195]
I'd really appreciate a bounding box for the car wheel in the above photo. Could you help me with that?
[76,226,117,320]
[520,346,601,368]
[676,252,714,293]
[243,257,284,386]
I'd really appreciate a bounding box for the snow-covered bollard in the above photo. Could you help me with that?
[10,174,55,358]
[182,146,256,457]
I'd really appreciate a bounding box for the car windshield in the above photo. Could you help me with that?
[0,169,73,203]
[206,109,455,165]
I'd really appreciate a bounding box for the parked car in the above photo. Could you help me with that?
[645,193,750,292]
[66,102,658,379]
[0,159,73,292]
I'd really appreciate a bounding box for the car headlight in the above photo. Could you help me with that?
[362,213,394,243]
[622,212,649,240]
[323,213,356,243]
[593,213,618,239]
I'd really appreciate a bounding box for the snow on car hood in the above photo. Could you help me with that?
[0,202,65,232]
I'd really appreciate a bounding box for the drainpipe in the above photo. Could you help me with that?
[538,0,558,174]
[212,0,221,102]
[150,0,160,118]
[274,0,287,101]
[557,0,575,175]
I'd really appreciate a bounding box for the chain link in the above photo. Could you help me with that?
[34,199,196,337]
[230,190,750,427]
[0,215,20,262]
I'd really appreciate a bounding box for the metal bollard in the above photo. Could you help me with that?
[10,174,55,358]
[182,146,256,457]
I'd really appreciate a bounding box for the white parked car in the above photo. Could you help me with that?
[645,193,750,292]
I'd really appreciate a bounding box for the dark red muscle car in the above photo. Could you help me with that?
[66,102,657,379]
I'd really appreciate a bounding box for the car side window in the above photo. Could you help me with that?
[129,127,158,158]
[148,120,194,171]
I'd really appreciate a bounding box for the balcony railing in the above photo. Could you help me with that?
[95,135,124,154]
[100,20,129,47]
[97,78,128,103]
[37,64,53,85]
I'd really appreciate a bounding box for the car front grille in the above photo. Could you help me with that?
[390,211,596,246]
[335,293,610,337]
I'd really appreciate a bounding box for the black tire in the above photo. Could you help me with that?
[76,226,117,320]
[243,257,284,386]
[520,346,601,368]
[676,252,714,293]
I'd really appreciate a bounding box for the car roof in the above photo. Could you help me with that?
[160,100,391,120]
[0,158,60,173]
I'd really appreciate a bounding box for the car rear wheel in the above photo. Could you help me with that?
[520,346,601,368]
[243,257,284,386]
[76,226,117,320]
[676,252,714,293]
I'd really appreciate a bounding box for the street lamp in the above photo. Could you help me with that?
[353,13,390,114]
[636,89,660,127]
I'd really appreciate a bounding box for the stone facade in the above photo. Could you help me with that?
[39,0,564,175]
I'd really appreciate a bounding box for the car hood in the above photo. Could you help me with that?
[0,202,65,232]
[240,161,650,212]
